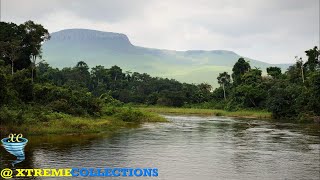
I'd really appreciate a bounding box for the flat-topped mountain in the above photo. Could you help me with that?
[42,29,290,87]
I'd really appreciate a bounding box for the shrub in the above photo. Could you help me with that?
[0,106,25,124]
[115,107,144,123]
[100,93,123,106]
[103,106,119,116]
[11,69,33,102]
[34,84,103,116]
[49,99,72,114]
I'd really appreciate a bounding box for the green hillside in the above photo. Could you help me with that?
[42,29,290,87]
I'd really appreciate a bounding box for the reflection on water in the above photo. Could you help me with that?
[1,115,319,179]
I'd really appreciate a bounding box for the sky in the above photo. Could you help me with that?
[0,0,319,64]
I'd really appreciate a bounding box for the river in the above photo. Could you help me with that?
[1,115,320,179]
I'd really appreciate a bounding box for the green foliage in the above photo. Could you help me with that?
[0,106,24,124]
[232,58,251,85]
[33,84,103,116]
[306,71,320,116]
[305,46,319,72]
[0,68,7,106]
[234,84,266,108]
[266,82,300,119]
[36,61,212,107]
[100,93,123,106]
[267,66,282,79]
[242,69,262,84]
[115,107,144,123]
[11,69,33,102]
[0,21,49,72]
[210,46,320,122]
[217,72,231,85]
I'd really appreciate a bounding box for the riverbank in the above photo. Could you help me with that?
[137,106,272,119]
[0,106,272,136]
[0,107,167,136]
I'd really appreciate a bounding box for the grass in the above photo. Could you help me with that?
[3,116,121,135]
[1,107,167,136]
[137,106,271,119]
[0,106,270,136]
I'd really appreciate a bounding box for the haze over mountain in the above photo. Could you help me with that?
[42,29,290,87]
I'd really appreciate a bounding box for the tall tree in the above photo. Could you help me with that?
[0,22,30,71]
[305,46,319,72]
[217,72,231,100]
[0,40,22,75]
[295,56,305,83]
[22,20,50,83]
[109,65,123,81]
[232,57,251,85]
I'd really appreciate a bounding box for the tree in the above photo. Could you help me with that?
[309,72,320,115]
[242,68,262,84]
[91,65,108,88]
[0,22,23,74]
[267,66,281,79]
[0,21,50,78]
[235,84,266,108]
[234,68,265,108]
[217,72,231,100]
[196,83,212,102]
[0,40,22,75]
[295,57,305,83]
[109,65,123,81]
[125,70,132,81]
[232,57,251,85]
[305,46,319,72]
[22,21,50,83]
[72,61,91,88]
[12,69,33,102]
[0,68,7,106]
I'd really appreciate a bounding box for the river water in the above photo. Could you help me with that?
[1,115,320,179]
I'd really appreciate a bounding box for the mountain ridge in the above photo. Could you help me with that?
[43,29,291,87]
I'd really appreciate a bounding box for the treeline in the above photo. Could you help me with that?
[0,20,319,123]
[0,21,212,123]
[36,62,212,107]
[212,48,320,122]
[0,21,104,123]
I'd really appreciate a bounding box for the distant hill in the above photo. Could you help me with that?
[42,29,291,87]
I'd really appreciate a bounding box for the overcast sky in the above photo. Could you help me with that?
[1,0,319,63]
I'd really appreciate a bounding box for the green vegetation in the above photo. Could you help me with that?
[137,106,271,119]
[1,106,166,136]
[210,49,320,123]
[0,20,319,136]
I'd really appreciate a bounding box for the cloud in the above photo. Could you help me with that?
[1,0,319,63]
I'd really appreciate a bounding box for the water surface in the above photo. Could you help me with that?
[1,115,319,179]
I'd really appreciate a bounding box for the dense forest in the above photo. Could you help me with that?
[0,21,319,125]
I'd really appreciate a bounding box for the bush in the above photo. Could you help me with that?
[100,93,123,106]
[297,112,315,123]
[11,69,33,102]
[0,106,25,124]
[34,84,103,116]
[49,99,72,114]
[103,106,119,116]
[115,107,144,123]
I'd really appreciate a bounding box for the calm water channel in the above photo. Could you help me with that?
[1,115,320,179]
